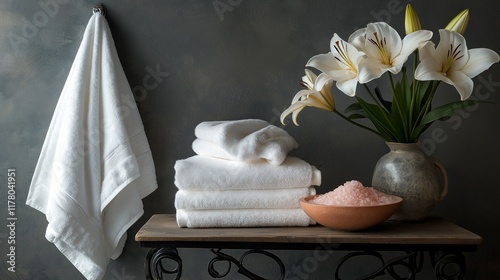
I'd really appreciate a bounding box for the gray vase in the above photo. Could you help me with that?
[371,142,448,221]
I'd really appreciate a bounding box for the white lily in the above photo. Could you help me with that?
[415,29,500,100]
[300,68,316,90]
[291,69,317,118]
[349,22,432,84]
[280,72,334,125]
[306,34,364,97]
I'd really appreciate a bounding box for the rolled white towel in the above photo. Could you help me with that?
[176,208,315,228]
[174,156,321,191]
[175,187,316,210]
[192,119,298,165]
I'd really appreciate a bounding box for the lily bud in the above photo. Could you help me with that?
[445,9,469,35]
[405,4,421,34]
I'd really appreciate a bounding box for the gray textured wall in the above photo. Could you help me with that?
[1,0,500,279]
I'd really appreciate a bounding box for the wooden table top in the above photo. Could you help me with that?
[135,214,482,248]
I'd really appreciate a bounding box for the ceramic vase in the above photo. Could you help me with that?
[371,142,448,221]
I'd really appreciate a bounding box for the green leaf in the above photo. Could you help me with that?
[420,99,481,125]
[414,80,432,108]
[345,103,364,114]
[374,87,392,111]
[411,99,482,139]
[345,102,368,119]
[348,113,368,120]
[410,122,433,141]
[411,80,439,133]
[356,97,400,142]
[390,72,411,142]
[403,72,412,108]
[408,80,431,129]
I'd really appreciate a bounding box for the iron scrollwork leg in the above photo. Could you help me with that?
[208,248,285,280]
[335,251,424,280]
[430,251,466,280]
[145,248,182,280]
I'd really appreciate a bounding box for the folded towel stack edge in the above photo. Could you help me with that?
[174,119,321,228]
[175,187,316,210]
[192,119,298,165]
[174,156,321,191]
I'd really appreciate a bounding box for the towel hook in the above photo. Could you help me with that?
[93,3,106,17]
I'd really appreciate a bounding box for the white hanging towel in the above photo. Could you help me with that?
[26,11,157,280]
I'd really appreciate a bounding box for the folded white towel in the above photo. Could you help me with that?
[174,156,321,191]
[175,187,316,210]
[192,119,298,165]
[26,12,157,280]
[176,208,314,228]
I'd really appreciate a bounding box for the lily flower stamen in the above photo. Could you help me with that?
[442,43,464,74]
[350,22,432,84]
[299,80,311,90]
[368,32,392,65]
[306,33,364,97]
[333,40,358,73]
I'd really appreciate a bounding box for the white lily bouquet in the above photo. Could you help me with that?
[281,5,499,143]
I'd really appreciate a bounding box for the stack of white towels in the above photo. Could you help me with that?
[174,119,322,228]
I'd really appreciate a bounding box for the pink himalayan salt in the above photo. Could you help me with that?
[310,180,399,206]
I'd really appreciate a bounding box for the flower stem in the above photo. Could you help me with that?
[388,72,396,92]
[411,52,419,113]
[333,109,383,138]
[426,81,440,110]
[412,51,419,94]
[409,51,419,138]
[363,84,384,109]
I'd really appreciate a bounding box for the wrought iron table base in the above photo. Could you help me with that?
[144,248,467,280]
[136,216,480,280]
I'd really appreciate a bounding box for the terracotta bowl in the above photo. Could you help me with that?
[299,195,403,231]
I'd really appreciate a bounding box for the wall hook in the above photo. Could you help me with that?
[93,3,106,17]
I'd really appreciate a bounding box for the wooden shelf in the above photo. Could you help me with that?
[135,214,482,279]
[136,214,481,248]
